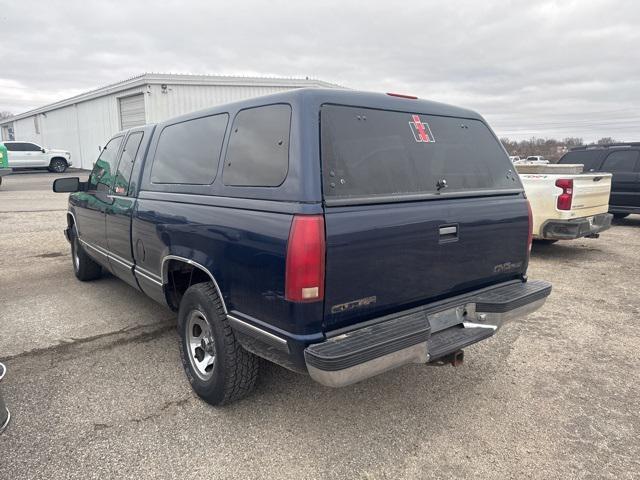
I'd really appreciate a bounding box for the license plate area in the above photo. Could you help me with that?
[428,303,476,333]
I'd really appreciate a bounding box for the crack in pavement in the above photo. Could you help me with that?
[1,321,176,363]
[91,397,192,433]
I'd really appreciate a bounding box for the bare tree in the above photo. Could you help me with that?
[0,111,13,120]
[500,137,584,162]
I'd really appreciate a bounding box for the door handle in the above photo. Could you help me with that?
[439,224,458,243]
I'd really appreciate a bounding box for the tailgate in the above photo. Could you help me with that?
[320,103,527,332]
[571,173,612,214]
[323,195,529,331]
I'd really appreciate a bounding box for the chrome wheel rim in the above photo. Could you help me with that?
[186,310,216,380]
[53,161,65,172]
[72,238,80,271]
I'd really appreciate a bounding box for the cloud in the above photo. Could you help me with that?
[0,0,638,141]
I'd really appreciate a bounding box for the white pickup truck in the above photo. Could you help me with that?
[515,163,613,242]
[0,141,72,172]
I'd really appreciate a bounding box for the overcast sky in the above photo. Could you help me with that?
[0,0,638,141]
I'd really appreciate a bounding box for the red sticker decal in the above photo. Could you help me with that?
[409,115,435,143]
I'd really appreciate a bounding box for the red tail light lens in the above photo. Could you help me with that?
[285,215,325,302]
[526,199,533,253]
[556,178,573,210]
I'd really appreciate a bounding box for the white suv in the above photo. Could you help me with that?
[1,141,72,172]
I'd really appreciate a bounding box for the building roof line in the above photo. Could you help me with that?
[0,73,342,124]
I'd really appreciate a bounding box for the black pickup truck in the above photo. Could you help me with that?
[54,89,552,405]
[559,143,640,218]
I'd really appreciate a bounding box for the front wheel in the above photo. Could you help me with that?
[178,282,259,406]
[613,213,630,219]
[70,227,102,281]
[48,158,68,173]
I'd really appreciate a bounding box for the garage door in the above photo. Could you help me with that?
[119,94,146,130]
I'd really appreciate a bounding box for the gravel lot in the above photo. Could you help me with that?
[1,171,639,479]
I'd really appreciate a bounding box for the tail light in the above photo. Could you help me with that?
[555,178,573,210]
[285,215,325,302]
[526,199,533,253]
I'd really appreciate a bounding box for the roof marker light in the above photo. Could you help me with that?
[386,93,418,99]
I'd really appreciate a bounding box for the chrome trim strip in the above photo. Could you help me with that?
[134,267,163,286]
[108,253,134,270]
[79,239,108,258]
[227,314,289,351]
[135,265,162,283]
[161,255,228,313]
[79,239,134,269]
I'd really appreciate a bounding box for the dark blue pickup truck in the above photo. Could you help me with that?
[53,89,551,405]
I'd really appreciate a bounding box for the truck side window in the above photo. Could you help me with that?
[223,104,291,187]
[112,132,143,195]
[151,114,228,185]
[602,150,639,173]
[24,143,41,151]
[88,136,123,191]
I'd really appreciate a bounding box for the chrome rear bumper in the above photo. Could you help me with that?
[305,280,551,387]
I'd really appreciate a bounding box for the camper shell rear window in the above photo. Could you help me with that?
[320,105,519,204]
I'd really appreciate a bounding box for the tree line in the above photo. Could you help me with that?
[501,137,619,162]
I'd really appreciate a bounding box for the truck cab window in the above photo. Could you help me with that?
[602,150,639,173]
[112,132,144,195]
[223,104,291,187]
[88,136,123,191]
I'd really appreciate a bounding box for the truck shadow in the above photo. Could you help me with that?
[531,240,605,260]
[612,215,640,227]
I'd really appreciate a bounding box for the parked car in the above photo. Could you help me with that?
[0,143,10,187]
[509,155,521,162]
[53,89,552,405]
[515,163,613,242]
[0,141,72,172]
[526,155,547,163]
[558,143,640,218]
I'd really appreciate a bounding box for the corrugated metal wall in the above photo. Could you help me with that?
[6,83,322,170]
[8,86,144,169]
[145,84,304,123]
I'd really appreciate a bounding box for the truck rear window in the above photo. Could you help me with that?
[320,105,517,202]
[558,151,603,172]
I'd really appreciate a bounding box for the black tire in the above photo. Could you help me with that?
[48,158,68,173]
[178,282,259,406]
[534,239,558,245]
[613,213,630,219]
[70,226,102,281]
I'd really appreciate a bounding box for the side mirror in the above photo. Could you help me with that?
[53,177,82,193]
[41,148,46,153]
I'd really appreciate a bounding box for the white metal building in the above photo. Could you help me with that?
[0,73,341,169]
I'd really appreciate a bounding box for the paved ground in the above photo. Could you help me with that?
[1,171,639,479]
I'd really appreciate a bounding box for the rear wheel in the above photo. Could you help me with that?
[613,213,630,219]
[178,282,259,405]
[48,158,68,173]
[70,227,102,281]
